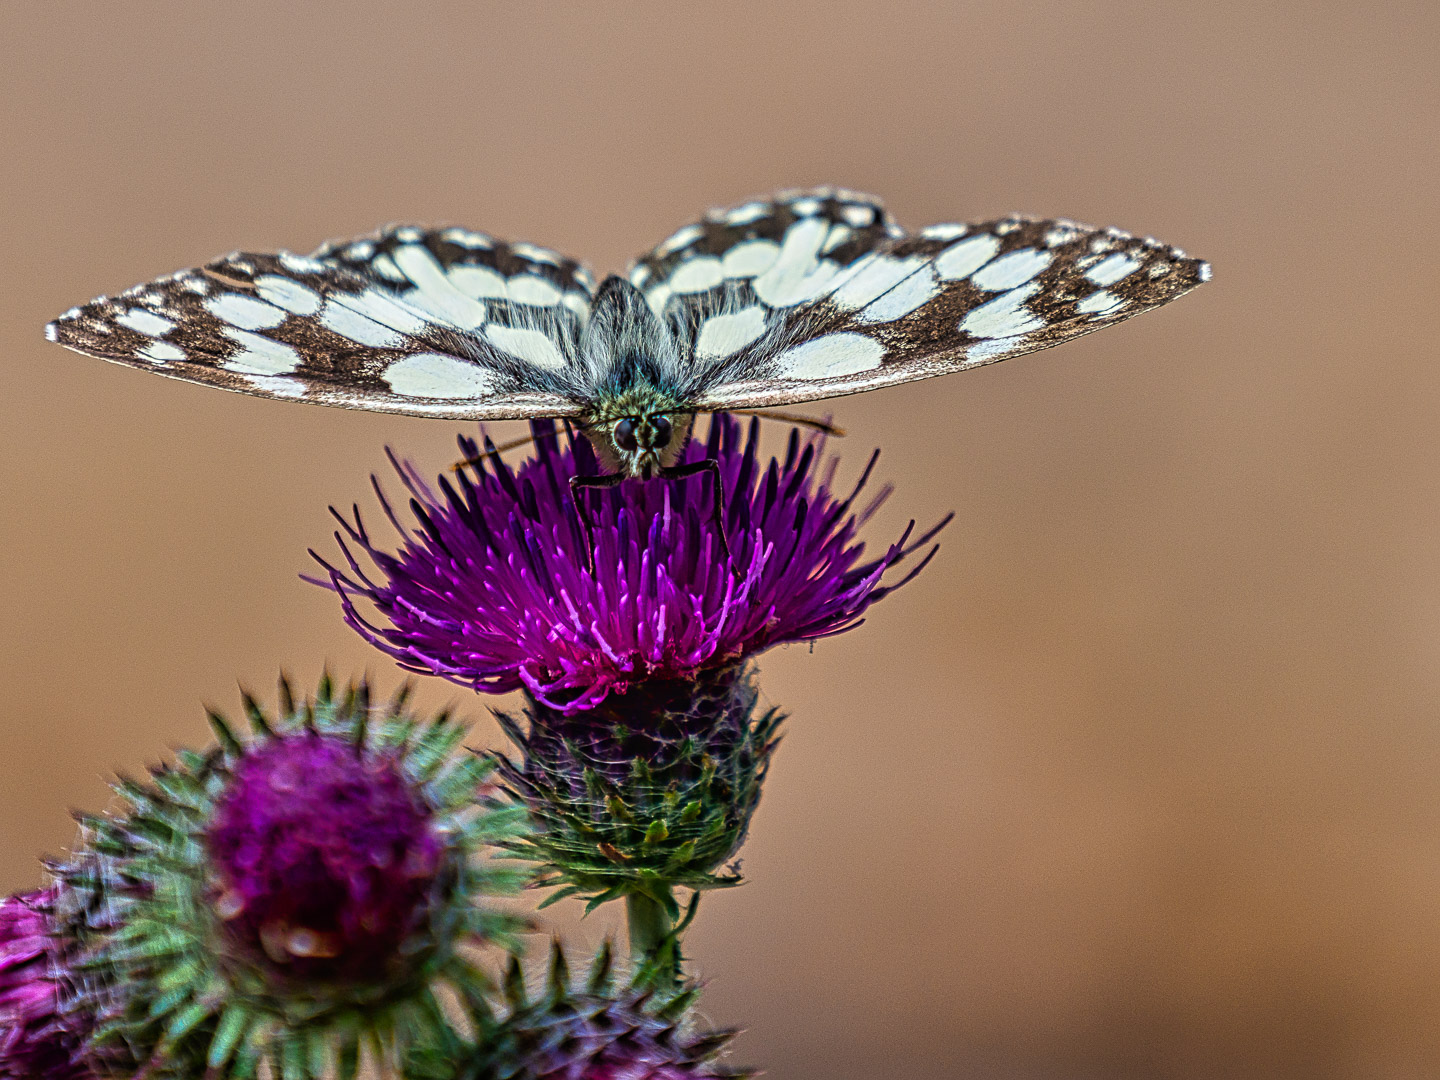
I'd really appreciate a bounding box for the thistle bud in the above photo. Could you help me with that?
[48,675,529,1079]
[405,942,749,1080]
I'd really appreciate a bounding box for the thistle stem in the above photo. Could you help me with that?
[626,889,677,984]
[626,890,672,956]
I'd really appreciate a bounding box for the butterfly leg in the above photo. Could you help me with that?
[659,458,739,580]
[569,472,625,573]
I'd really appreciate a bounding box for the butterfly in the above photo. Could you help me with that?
[46,187,1209,565]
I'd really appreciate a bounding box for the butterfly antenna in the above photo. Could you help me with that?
[731,409,845,437]
[451,420,599,473]
[450,431,541,472]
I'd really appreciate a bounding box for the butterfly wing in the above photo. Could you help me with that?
[629,188,1210,410]
[45,225,598,419]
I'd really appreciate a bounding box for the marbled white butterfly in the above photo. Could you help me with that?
[46,188,1209,563]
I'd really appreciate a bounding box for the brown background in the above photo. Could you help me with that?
[3,3,1438,1077]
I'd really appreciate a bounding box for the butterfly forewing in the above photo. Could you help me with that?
[47,191,1209,425]
[45,226,594,419]
[627,189,1210,410]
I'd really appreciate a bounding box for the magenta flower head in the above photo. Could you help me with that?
[204,727,445,983]
[0,890,90,1080]
[315,414,946,713]
[314,416,948,915]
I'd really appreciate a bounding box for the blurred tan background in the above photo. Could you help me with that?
[3,2,1438,1076]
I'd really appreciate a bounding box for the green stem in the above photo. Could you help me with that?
[625,889,673,961]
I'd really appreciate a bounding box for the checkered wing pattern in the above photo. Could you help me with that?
[45,225,597,419]
[629,188,1211,410]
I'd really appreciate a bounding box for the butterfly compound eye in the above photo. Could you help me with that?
[651,415,673,449]
[614,418,639,452]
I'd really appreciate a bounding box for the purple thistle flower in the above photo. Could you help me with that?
[314,414,948,713]
[205,732,444,982]
[0,890,90,1080]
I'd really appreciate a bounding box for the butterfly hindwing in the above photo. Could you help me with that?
[628,189,1210,410]
[45,226,595,419]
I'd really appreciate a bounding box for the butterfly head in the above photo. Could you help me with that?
[579,276,697,478]
[586,407,695,479]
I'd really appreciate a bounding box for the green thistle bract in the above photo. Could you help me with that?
[405,941,749,1080]
[49,674,530,1080]
[494,662,783,911]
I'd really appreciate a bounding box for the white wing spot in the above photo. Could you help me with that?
[255,276,322,316]
[935,234,1000,281]
[511,242,563,266]
[179,277,209,295]
[340,288,432,335]
[561,292,592,321]
[115,308,176,337]
[752,217,830,307]
[775,332,885,380]
[722,240,780,278]
[840,204,875,227]
[695,306,769,360]
[344,241,375,260]
[856,268,940,324]
[484,325,567,370]
[831,255,930,311]
[970,248,1052,292]
[1085,253,1141,286]
[392,245,488,328]
[1044,225,1082,248]
[789,197,822,216]
[1077,289,1126,316]
[629,264,652,288]
[370,254,408,282]
[645,284,672,318]
[221,328,300,374]
[140,341,185,364]
[920,223,968,242]
[448,264,509,299]
[656,224,704,258]
[668,257,724,294]
[245,374,307,397]
[821,224,853,254]
[1198,263,1213,282]
[965,336,1027,363]
[442,228,492,249]
[279,252,325,274]
[961,282,1045,338]
[385,353,497,398]
[506,275,563,307]
[205,293,287,331]
[319,300,406,348]
[394,227,425,243]
[722,201,768,226]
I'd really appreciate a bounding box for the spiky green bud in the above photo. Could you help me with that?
[405,941,750,1080]
[48,674,530,1079]
[494,662,783,911]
